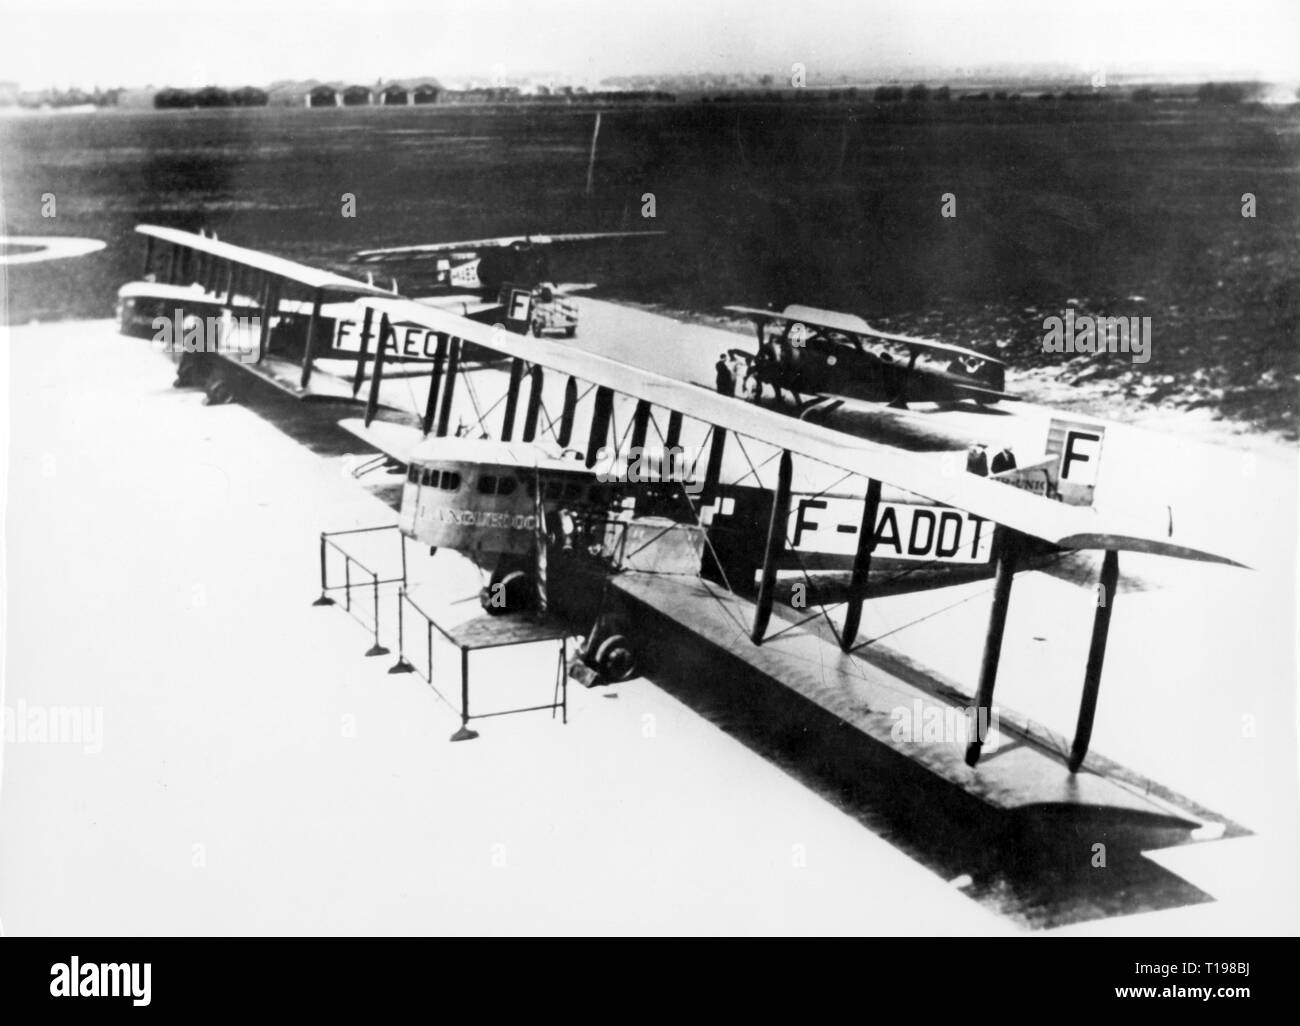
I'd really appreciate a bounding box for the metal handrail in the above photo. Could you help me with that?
[390,585,567,740]
[313,525,407,657]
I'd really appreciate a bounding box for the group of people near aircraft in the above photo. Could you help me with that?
[715,339,786,404]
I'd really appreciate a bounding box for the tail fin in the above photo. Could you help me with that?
[988,416,1106,508]
[497,282,535,334]
[1045,416,1106,506]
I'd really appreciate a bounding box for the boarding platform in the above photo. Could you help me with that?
[313,524,569,740]
[390,589,569,741]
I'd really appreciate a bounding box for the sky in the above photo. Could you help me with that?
[0,0,1295,91]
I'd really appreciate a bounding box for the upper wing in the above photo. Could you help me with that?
[355,295,1243,568]
[857,327,1007,366]
[130,225,437,415]
[137,225,392,297]
[354,231,665,265]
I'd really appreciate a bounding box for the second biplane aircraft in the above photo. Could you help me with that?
[725,303,1014,409]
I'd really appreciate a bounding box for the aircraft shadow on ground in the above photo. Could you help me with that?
[192,369,388,458]
[634,623,1218,929]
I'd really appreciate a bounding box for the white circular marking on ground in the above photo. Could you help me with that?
[0,236,107,265]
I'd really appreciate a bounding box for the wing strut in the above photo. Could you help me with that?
[435,338,461,437]
[351,304,374,397]
[256,276,272,360]
[840,477,883,651]
[630,400,651,452]
[703,426,727,495]
[258,279,280,363]
[1068,549,1119,772]
[363,312,392,428]
[522,366,544,442]
[501,358,525,441]
[751,449,794,643]
[965,530,1021,767]
[421,335,448,436]
[558,377,577,447]
[586,386,614,467]
[300,289,323,389]
[665,410,683,450]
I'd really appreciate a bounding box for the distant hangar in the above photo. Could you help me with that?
[267,78,444,107]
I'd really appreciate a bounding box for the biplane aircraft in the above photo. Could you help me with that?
[353,229,663,338]
[118,225,658,404]
[725,303,1014,410]
[117,225,1247,827]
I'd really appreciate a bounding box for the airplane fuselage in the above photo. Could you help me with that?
[398,439,1004,603]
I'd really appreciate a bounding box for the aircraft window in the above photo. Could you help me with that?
[421,468,434,486]
[497,478,517,497]
[408,466,419,484]
[441,472,461,491]
[478,475,498,495]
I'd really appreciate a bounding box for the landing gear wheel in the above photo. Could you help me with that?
[592,634,637,683]
[173,352,202,388]
[482,568,535,615]
[203,374,233,405]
